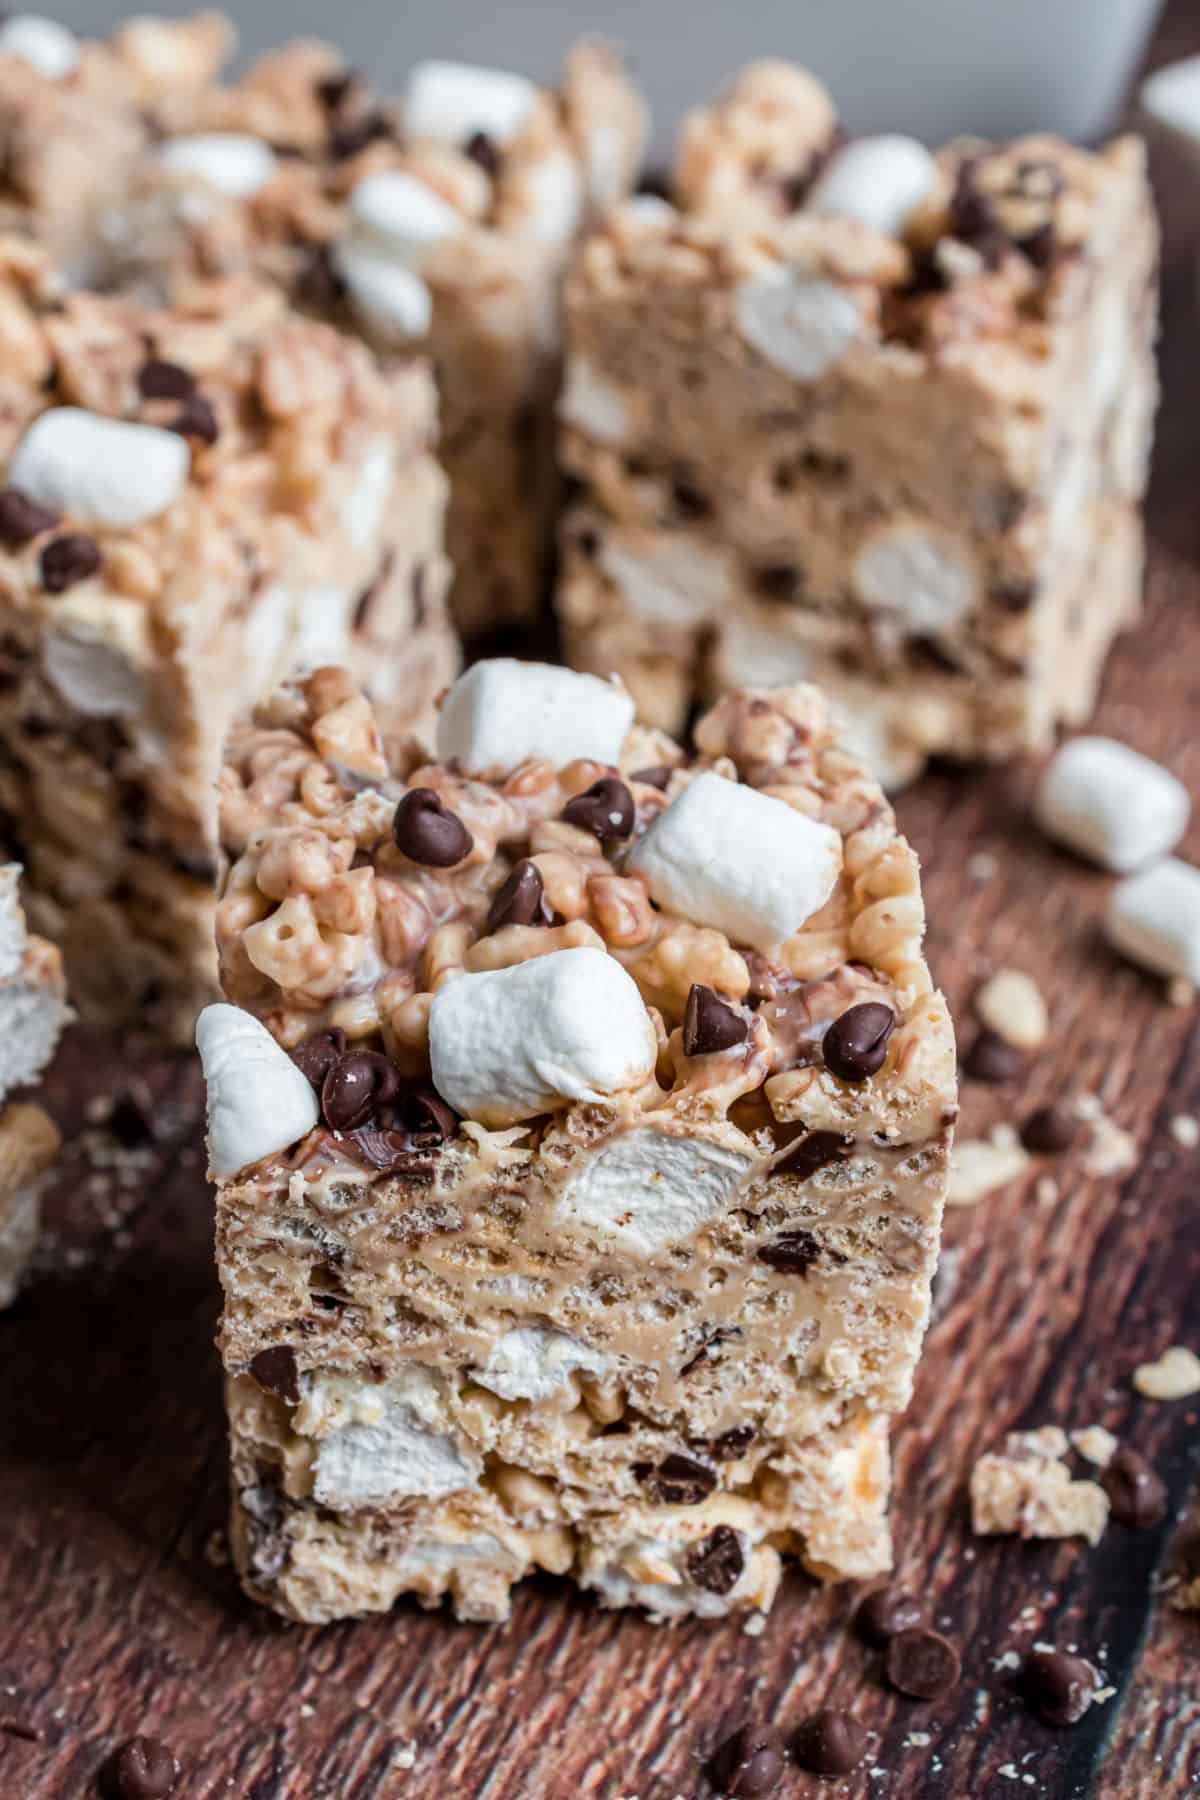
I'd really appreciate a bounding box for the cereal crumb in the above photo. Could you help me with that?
[742,1611,767,1637]
[975,969,1048,1050]
[1170,1114,1200,1149]
[1133,1345,1200,1400]
[392,1743,416,1770]
[1070,1425,1118,1467]
[967,852,998,883]
[1074,1094,1138,1177]
[970,1426,1109,1544]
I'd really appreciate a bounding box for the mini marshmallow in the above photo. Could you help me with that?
[627,770,842,954]
[1141,56,1200,143]
[8,409,190,530]
[159,133,278,199]
[348,169,463,261]
[436,658,634,775]
[0,14,79,80]
[333,239,433,344]
[404,60,537,149]
[429,946,657,1127]
[807,135,939,237]
[1105,859,1200,985]
[853,524,976,630]
[1034,737,1190,872]
[310,1371,479,1506]
[196,1004,319,1179]
[474,1327,611,1402]
[734,270,862,383]
[560,1128,754,1254]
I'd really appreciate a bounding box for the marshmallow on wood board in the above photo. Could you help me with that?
[1105,859,1200,985]
[197,1004,319,1178]
[1034,736,1189,872]
[159,133,278,199]
[807,135,939,237]
[8,409,190,530]
[403,60,537,149]
[436,659,634,775]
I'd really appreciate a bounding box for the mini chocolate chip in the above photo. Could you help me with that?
[40,532,100,593]
[488,857,551,931]
[686,1524,744,1595]
[1020,1649,1097,1727]
[773,1130,850,1180]
[635,1452,717,1506]
[0,487,58,547]
[711,1424,756,1461]
[250,1345,300,1405]
[855,1585,925,1647]
[752,562,804,602]
[991,580,1036,612]
[964,1027,1027,1083]
[393,787,473,866]
[108,1091,155,1146]
[885,1627,961,1700]
[1103,1447,1167,1529]
[757,1230,822,1277]
[296,243,346,310]
[321,1051,401,1131]
[290,1027,348,1090]
[1020,1102,1078,1153]
[463,129,501,177]
[822,1003,896,1082]
[330,111,391,159]
[709,1723,786,1798]
[103,1736,181,1800]
[399,1086,458,1147]
[344,1129,436,1178]
[562,777,635,843]
[170,392,219,444]
[670,474,710,520]
[316,70,359,111]
[631,764,673,790]
[683,983,747,1057]
[792,1709,868,1777]
[137,357,195,401]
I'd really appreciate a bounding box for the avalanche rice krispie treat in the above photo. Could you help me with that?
[0,249,455,1041]
[201,658,957,1625]
[558,60,1158,783]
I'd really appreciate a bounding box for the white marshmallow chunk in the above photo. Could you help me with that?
[159,133,278,199]
[429,946,657,1127]
[348,169,462,261]
[404,60,537,149]
[475,1327,611,1403]
[853,524,976,630]
[627,770,842,954]
[310,1370,480,1507]
[1141,56,1200,143]
[196,1004,319,1179]
[436,658,634,775]
[333,239,433,344]
[1034,737,1190,872]
[559,358,629,445]
[8,409,190,530]
[559,1127,754,1254]
[0,14,79,80]
[734,270,862,382]
[1105,860,1200,985]
[807,135,939,237]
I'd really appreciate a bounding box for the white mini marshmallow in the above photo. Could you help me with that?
[559,1128,754,1255]
[429,946,657,1127]
[436,658,634,775]
[348,169,462,261]
[627,770,842,954]
[159,133,278,199]
[474,1326,610,1402]
[196,1004,319,1179]
[807,135,939,237]
[1034,737,1190,872]
[404,60,537,149]
[9,409,190,530]
[333,239,433,343]
[853,524,976,630]
[520,149,584,244]
[0,14,79,80]
[1141,56,1200,143]
[1106,859,1200,985]
[310,1369,479,1507]
[601,537,734,628]
[558,358,629,445]
[734,270,862,382]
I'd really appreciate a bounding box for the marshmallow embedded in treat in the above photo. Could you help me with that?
[436,658,634,775]
[627,769,842,955]
[559,1127,755,1255]
[307,1369,480,1506]
[429,946,658,1127]
[1034,737,1190,872]
[8,409,190,530]
[1105,859,1200,985]
[733,269,863,382]
[196,1004,320,1179]
[474,1326,611,1402]
[403,60,538,149]
[853,522,977,631]
[558,357,630,445]
[158,133,279,199]
[332,239,433,343]
[806,135,939,237]
[348,169,463,261]
[0,14,79,80]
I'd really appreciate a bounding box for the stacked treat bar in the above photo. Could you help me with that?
[201,660,956,1624]
[558,61,1158,783]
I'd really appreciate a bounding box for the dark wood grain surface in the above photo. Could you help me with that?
[5,13,1200,1798]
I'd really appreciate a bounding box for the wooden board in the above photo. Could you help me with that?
[4,16,1200,1797]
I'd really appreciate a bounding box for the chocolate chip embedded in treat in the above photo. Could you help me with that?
[631,764,673,790]
[757,1230,823,1277]
[792,1709,869,1777]
[711,1424,756,1461]
[170,392,219,445]
[822,1003,896,1083]
[1020,1649,1098,1727]
[315,69,359,111]
[1102,1446,1167,1529]
[752,562,805,602]
[709,1723,786,1798]
[398,1086,458,1149]
[249,1345,300,1405]
[488,857,551,931]
[682,983,748,1057]
[635,1452,717,1506]
[885,1627,961,1700]
[855,1585,925,1647]
[686,1524,745,1595]
[103,1736,181,1800]
[562,777,635,843]
[137,357,196,402]
[329,111,391,160]
[40,532,101,593]
[296,242,347,311]
[773,1130,851,1180]
[1020,1102,1079,1153]
[0,487,58,547]
[290,1027,348,1090]
[670,473,711,520]
[344,1129,436,1179]
[964,1027,1027,1084]
[321,1050,402,1131]
[392,787,473,866]
[463,129,501,177]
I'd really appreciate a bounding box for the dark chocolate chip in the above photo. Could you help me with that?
[0,1720,41,1741]
[773,1130,850,1180]
[344,1129,436,1178]
[170,392,219,445]
[686,1524,744,1595]
[250,1345,300,1405]
[752,562,804,602]
[822,1003,896,1082]
[909,633,964,676]
[108,1090,155,1146]
[290,1027,348,1090]
[991,580,1036,612]
[670,474,710,520]
[1020,1649,1097,1727]
[683,983,747,1057]
[321,1051,401,1131]
[631,764,673,790]
[1020,1102,1078,1153]
[296,243,347,311]
[885,1627,961,1700]
[103,1736,181,1800]
[393,787,473,866]
[329,111,391,160]
[0,487,58,548]
[635,1452,717,1506]
[488,857,551,931]
[792,1709,869,1777]
[463,130,501,178]
[562,777,635,843]
[709,1723,786,1798]
[137,358,195,402]
[855,1585,925,1647]
[315,70,360,112]
[399,1086,458,1147]
[1103,1447,1167,1529]
[40,532,100,593]
[711,1424,756,1461]
[964,1027,1027,1084]
[757,1230,822,1277]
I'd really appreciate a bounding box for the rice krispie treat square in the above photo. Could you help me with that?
[200,658,956,1625]
[558,61,1158,785]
